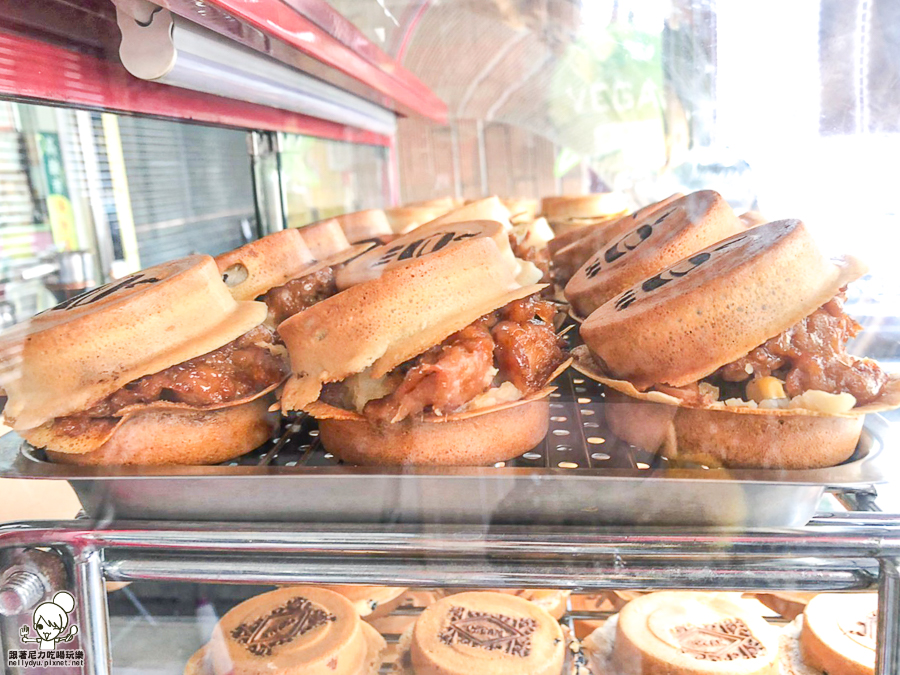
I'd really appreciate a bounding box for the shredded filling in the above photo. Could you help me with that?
[262,266,336,325]
[322,295,565,424]
[655,289,887,408]
[52,326,288,436]
[50,268,332,437]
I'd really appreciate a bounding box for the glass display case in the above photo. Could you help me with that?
[0,1,898,675]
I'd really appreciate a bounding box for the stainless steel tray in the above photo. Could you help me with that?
[2,370,894,527]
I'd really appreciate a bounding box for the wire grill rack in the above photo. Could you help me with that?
[15,364,886,527]
[217,369,668,472]
[21,365,877,479]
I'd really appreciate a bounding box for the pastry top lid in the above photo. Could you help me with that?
[615,592,778,674]
[581,220,867,389]
[297,219,351,260]
[410,591,565,675]
[0,255,266,429]
[279,236,544,412]
[189,587,382,675]
[335,220,517,289]
[802,593,877,670]
[215,229,317,301]
[405,196,458,210]
[739,211,768,228]
[549,194,683,276]
[501,197,539,223]
[547,221,606,257]
[541,193,629,221]
[384,206,453,234]
[422,196,512,231]
[332,209,393,244]
[565,190,743,317]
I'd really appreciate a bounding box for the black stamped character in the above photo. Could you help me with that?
[585,257,602,279]
[373,230,479,267]
[438,606,538,657]
[844,611,877,640]
[603,222,655,265]
[615,288,637,311]
[673,618,765,661]
[617,233,750,310]
[230,596,336,656]
[51,272,160,312]
[714,235,749,252]
[638,250,713,296]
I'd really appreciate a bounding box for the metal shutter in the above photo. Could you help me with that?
[116,117,255,268]
[0,102,42,260]
[0,102,58,322]
[58,110,88,209]
[90,112,126,262]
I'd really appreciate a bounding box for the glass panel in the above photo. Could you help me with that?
[0,5,898,675]
[324,0,419,55]
[0,100,257,325]
[278,133,389,227]
[0,1,896,520]
[92,581,883,675]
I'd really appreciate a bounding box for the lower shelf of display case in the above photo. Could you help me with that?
[1,514,900,675]
[103,590,802,675]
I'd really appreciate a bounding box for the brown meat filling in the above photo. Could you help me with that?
[64,326,287,425]
[51,271,328,438]
[362,321,496,423]
[263,267,336,325]
[328,295,565,424]
[492,296,561,392]
[660,290,887,406]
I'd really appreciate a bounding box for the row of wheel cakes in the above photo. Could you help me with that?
[0,190,897,468]
[181,583,877,674]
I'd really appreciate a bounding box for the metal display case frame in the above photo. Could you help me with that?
[0,511,899,675]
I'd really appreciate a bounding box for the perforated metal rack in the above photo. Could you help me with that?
[213,371,662,471]
[8,368,888,527]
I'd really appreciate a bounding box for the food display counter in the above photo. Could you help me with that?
[0,2,899,675]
